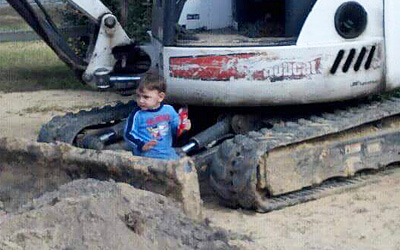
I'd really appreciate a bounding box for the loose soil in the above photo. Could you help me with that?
[1,90,400,250]
[0,179,237,250]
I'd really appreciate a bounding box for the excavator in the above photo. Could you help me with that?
[4,0,400,212]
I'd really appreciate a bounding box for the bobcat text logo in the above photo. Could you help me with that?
[252,58,322,82]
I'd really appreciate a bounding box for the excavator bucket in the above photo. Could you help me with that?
[0,137,202,221]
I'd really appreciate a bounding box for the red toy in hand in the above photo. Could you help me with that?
[178,106,189,137]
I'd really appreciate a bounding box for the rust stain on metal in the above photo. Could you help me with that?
[169,53,322,82]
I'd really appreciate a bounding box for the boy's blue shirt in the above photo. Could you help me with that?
[124,103,180,160]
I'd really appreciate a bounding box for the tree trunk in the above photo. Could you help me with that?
[120,0,128,27]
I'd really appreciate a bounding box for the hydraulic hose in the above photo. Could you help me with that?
[181,117,231,152]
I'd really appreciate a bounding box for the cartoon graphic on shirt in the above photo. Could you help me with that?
[147,121,169,140]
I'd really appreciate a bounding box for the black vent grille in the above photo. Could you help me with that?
[330,46,376,74]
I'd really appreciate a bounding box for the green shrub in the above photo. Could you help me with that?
[60,0,152,61]
[105,0,152,42]
[62,0,152,42]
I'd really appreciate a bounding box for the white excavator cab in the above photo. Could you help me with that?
[149,0,387,106]
[384,0,400,90]
[6,0,396,106]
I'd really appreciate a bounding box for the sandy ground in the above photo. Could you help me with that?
[1,90,400,250]
[0,179,236,250]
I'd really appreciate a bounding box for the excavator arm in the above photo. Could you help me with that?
[6,0,148,92]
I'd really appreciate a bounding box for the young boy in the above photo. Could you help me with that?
[124,76,191,160]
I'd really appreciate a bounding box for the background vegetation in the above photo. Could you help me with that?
[0,41,89,92]
[103,0,152,42]
[62,0,152,42]
[0,7,29,31]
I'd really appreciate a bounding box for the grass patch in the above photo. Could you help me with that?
[22,103,103,113]
[0,41,91,92]
[22,105,67,113]
[0,5,64,32]
[0,7,30,31]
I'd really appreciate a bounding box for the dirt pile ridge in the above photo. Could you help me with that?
[0,179,240,250]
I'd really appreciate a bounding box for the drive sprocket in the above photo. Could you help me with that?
[210,133,267,209]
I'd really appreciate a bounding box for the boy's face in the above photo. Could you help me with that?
[136,88,165,110]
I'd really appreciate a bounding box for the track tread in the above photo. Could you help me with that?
[37,100,137,144]
[210,96,400,211]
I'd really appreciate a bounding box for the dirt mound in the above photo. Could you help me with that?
[0,179,238,250]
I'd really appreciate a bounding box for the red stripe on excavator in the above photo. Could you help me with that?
[169,53,256,81]
[169,53,322,81]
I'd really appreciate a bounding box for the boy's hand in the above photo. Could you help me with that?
[142,140,157,151]
[184,119,191,131]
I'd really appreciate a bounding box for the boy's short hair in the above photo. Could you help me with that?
[137,72,166,93]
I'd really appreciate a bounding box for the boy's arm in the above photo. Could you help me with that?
[170,106,180,137]
[124,109,146,152]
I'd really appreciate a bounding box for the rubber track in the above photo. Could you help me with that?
[255,167,399,212]
[37,100,137,144]
[210,96,400,211]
